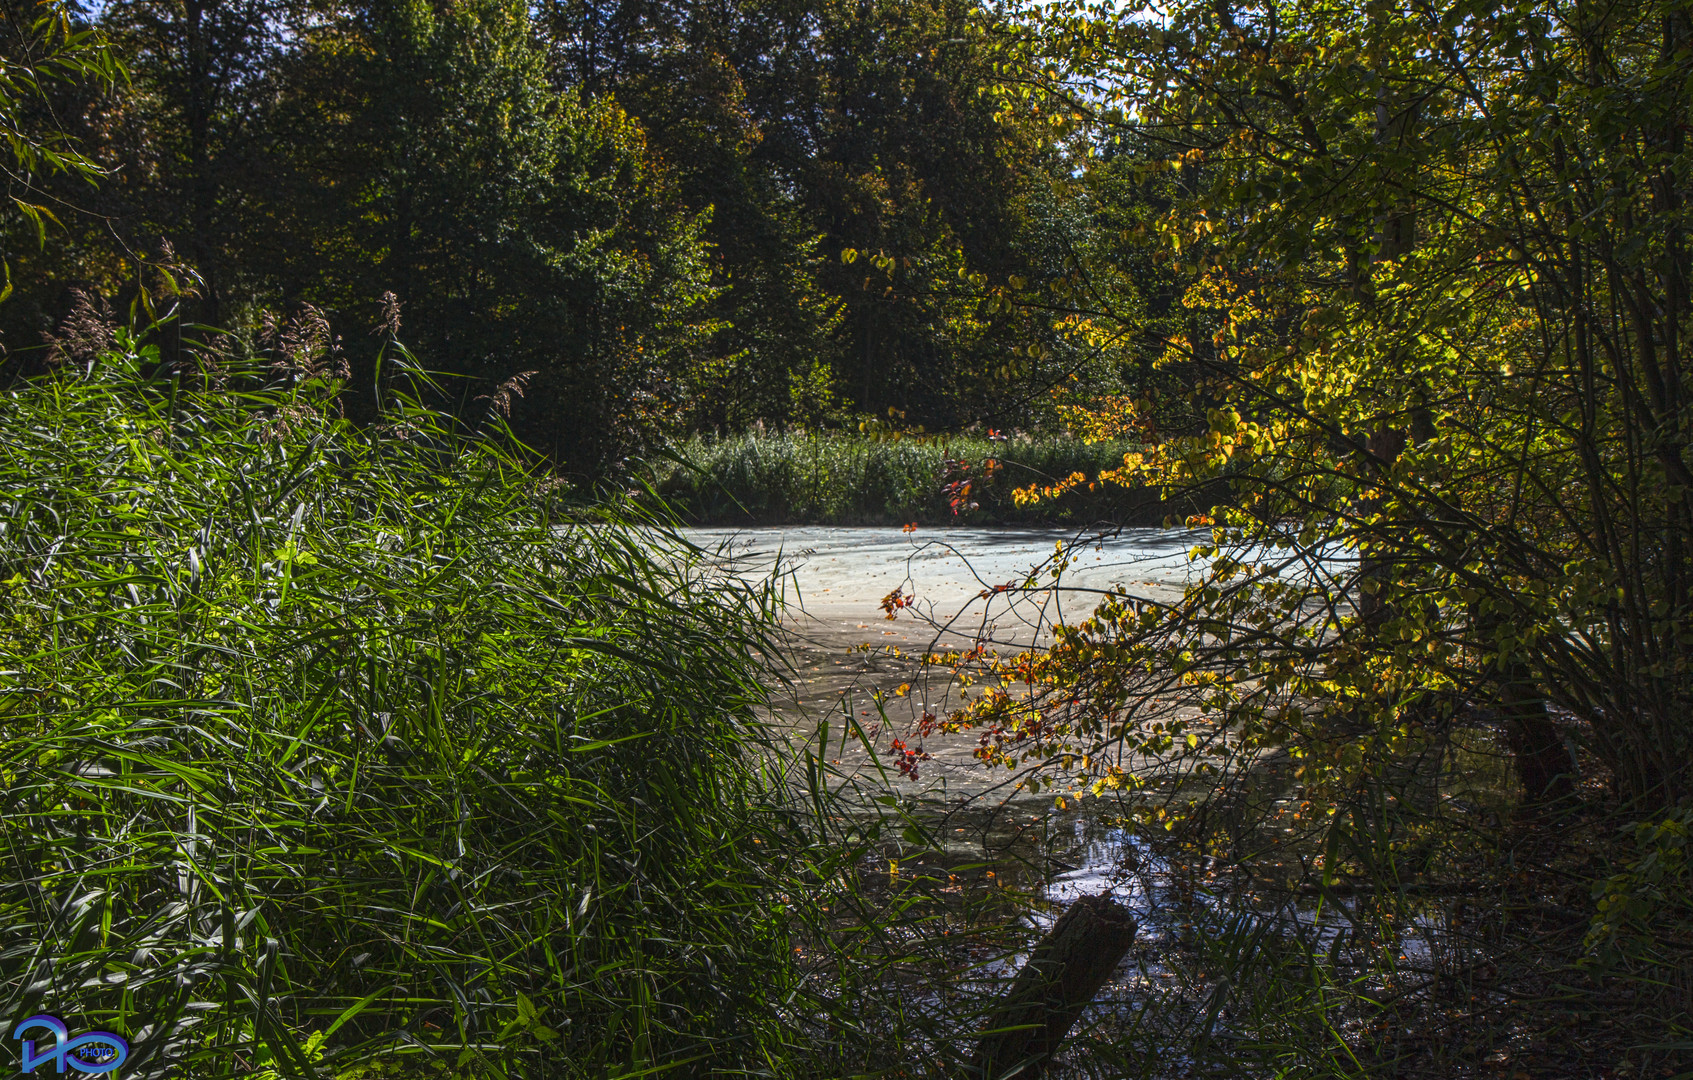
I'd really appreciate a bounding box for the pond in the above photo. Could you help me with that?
[686,525,1197,780]
[683,524,1209,898]
[683,526,1466,1077]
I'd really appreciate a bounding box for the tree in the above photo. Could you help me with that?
[546,0,1105,434]
[6,0,1140,457]
[168,0,725,471]
[953,0,1693,826]
[0,0,118,309]
[97,0,310,325]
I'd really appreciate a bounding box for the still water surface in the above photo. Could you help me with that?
[681,524,1211,909]
[679,527,1436,1073]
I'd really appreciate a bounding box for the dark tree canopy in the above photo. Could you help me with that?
[2,0,1159,472]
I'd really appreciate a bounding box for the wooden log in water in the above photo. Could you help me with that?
[972,893,1137,1079]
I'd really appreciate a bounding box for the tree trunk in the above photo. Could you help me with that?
[1498,660,1575,806]
[973,894,1137,1079]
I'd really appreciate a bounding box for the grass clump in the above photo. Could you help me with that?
[648,430,1170,526]
[0,333,839,1077]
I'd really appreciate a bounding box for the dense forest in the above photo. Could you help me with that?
[4,0,1693,1075]
[2,0,1188,476]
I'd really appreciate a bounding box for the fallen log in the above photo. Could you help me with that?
[972,893,1137,1079]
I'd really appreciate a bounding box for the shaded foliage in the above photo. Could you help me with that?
[2,0,1175,471]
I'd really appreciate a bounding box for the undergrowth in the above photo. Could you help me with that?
[0,327,900,1078]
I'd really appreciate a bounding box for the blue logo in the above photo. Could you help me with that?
[12,1015,128,1075]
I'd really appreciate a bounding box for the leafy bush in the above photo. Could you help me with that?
[0,335,835,1077]
[648,431,1171,525]
[1588,811,1693,1021]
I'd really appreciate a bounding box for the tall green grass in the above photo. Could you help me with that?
[647,432,1171,526]
[0,336,864,1077]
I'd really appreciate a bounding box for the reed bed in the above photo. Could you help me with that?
[647,431,1168,526]
[0,340,894,1077]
